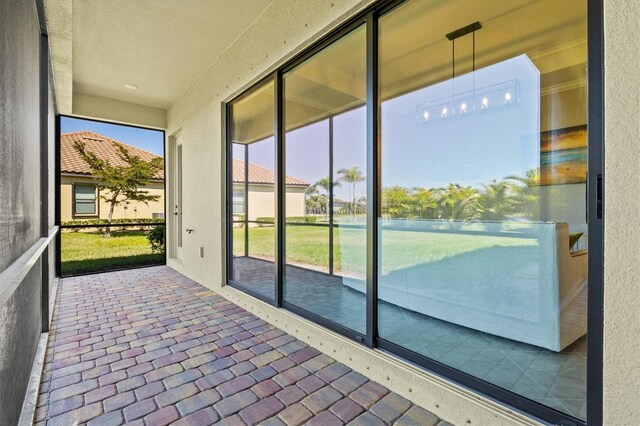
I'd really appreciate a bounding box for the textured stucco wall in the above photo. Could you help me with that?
[602,0,640,424]
[241,185,307,221]
[165,0,640,424]
[0,0,45,423]
[60,176,165,221]
[73,92,167,130]
[44,0,72,114]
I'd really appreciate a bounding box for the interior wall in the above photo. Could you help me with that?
[602,0,640,424]
[0,0,45,423]
[539,87,588,236]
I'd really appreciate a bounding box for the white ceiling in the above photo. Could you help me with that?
[71,0,273,109]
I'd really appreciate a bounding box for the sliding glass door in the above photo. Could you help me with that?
[228,78,276,301]
[377,0,588,420]
[282,25,367,335]
[225,1,601,423]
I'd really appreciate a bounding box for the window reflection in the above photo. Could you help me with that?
[379,0,587,420]
[229,80,277,300]
[283,26,367,334]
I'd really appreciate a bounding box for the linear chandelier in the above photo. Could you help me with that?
[416,21,521,126]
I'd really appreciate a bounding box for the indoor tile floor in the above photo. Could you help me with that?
[36,266,444,426]
[232,256,587,421]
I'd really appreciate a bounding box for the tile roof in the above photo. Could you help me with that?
[232,158,308,187]
[60,131,164,180]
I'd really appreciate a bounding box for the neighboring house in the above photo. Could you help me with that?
[231,158,308,222]
[60,131,164,221]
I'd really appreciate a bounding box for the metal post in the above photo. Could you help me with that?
[54,116,61,278]
[365,11,379,348]
[328,117,334,276]
[40,33,50,332]
[586,0,605,424]
[274,72,285,307]
[244,144,249,257]
[225,104,234,282]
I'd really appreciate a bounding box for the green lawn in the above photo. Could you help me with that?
[61,230,164,275]
[233,225,536,275]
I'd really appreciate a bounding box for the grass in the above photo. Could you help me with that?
[61,230,164,275]
[233,225,536,275]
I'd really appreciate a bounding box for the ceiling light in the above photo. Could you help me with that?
[415,61,523,127]
[124,83,138,90]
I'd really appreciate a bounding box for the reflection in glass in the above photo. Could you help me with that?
[378,0,587,420]
[283,26,367,334]
[229,80,277,300]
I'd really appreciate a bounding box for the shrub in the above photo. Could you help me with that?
[255,216,317,225]
[61,218,164,227]
[147,225,165,254]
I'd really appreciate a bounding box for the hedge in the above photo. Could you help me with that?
[61,218,164,227]
[255,216,316,224]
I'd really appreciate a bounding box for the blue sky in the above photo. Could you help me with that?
[61,117,164,156]
[234,55,540,198]
[233,107,366,201]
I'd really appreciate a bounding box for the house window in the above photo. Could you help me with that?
[73,184,97,216]
[232,190,245,214]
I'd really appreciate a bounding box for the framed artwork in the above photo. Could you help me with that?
[540,125,587,185]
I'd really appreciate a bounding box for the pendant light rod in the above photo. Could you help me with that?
[446,21,482,41]
[446,21,482,79]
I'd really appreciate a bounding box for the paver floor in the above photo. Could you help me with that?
[36,266,444,426]
[233,256,588,420]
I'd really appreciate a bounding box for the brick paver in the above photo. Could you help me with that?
[35,266,442,425]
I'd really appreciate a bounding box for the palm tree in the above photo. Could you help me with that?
[476,180,516,221]
[382,186,412,218]
[305,194,326,215]
[434,184,479,220]
[412,187,438,219]
[307,176,340,220]
[337,166,365,220]
[505,168,541,221]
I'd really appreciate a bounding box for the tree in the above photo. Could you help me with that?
[505,168,541,221]
[382,186,412,218]
[476,180,516,221]
[412,187,438,219]
[434,184,478,220]
[337,166,365,220]
[74,141,164,237]
[307,176,340,220]
[305,193,326,215]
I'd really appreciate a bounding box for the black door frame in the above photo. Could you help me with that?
[224,0,605,424]
[54,114,167,277]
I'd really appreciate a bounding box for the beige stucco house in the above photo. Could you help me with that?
[231,158,308,222]
[60,131,165,221]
